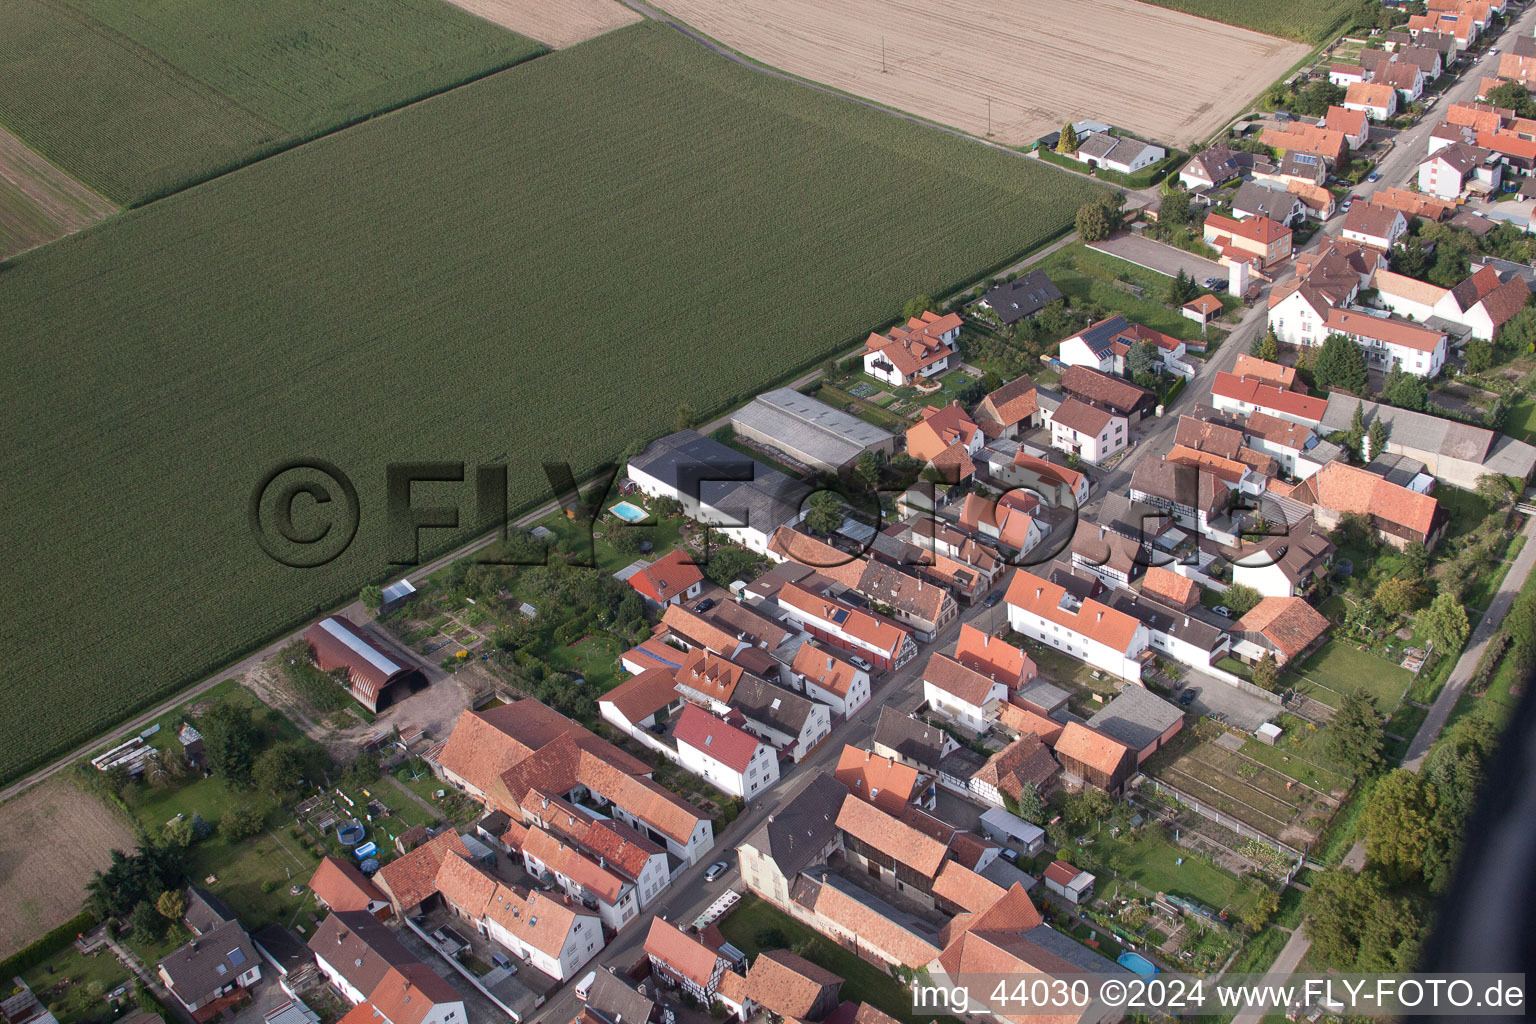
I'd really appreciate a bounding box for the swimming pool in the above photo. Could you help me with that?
[1117,951,1159,978]
[611,501,648,523]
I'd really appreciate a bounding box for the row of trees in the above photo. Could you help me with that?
[1304,712,1505,970]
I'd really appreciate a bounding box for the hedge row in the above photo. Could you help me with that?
[0,910,98,980]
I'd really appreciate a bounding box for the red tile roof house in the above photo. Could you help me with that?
[516,807,667,933]
[833,794,953,908]
[598,665,686,754]
[769,527,959,641]
[834,744,928,815]
[968,732,1060,808]
[922,651,1010,735]
[742,949,843,1023]
[1232,597,1331,667]
[624,548,704,608]
[958,490,1044,557]
[645,919,730,1003]
[1290,460,1446,551]
[1003,567,1152,682]
[1048,397,1128,464]
[430,698,716,867]
[971,375,1041,439]
[774,579,917,670]
[1058,316,1186,380]
[1210,371,1328,429]
[308,911,465,1024]
[1052,721,1139,794]
[434,852,605,981]
[1321,308,1450,379]
[861,311,960,387]
[304,615,426,713]
[1042,860,1096,905]
[905,402,984,482]
[672,703,780,801]
[1340,202,1409,252]
[310,856,393,920]
[1377,263,1532,343]
[1203,213,1293,274]
[789,641,871,717]
[1324,105,1371,148]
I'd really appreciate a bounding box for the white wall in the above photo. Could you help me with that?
[1005,605,1148,681]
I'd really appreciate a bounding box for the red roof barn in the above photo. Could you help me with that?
[304,616,426,713]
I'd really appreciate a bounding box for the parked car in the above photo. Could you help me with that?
[999,848,1020,864]
[983,592,1002,607]
[1179,688,1199,707]
[1203,276,1218,288]
[491,952,517,973]
[849,654,873,671]
[695,598,715,612]
[1367,172,1380,182]
[1341,199,1353,211]
[1213,605,1231,618]
[704,861,730,882]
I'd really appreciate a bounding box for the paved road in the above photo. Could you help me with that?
[1228,925,1312,1024]
[1355,5,1536,207]
[1402,512,1536,769]
[528,590,1013,1024]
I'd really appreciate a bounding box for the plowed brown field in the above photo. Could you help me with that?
[443,0,640,46]
[650,0,1308,146]
[0,126,115,261]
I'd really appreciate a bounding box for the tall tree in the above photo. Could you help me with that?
[1075,200,1113,242]
[1251,327,1280,362]
[1347,402,1367,462]
[1159,189,1192,226]
[199,699,263,788]
[1125,340,1160,381]
[1251,651,1278,692]
[1326,688,1386,778]
[804,490,845,535]
[1057,122,1080,155]
[1367,416,1388,461]
[1223,582,1263,619]
[1374,576,1419,616]
[1420,591,1470,654]
[1315,334,1369,394]
[1361,770,1439,883]
[1486,80,1536,119]
[901,295,935,320]
[253,745,304,796]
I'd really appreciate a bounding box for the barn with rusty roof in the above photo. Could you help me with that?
[304,616,426,712]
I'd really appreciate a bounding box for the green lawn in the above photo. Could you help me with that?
[1238,738,1349,795]
[1289,642,1413,708]
[110,684,326,931]
[0,19,1105,787]
[717,895,958,1024]
[20,943,135,1024]
[1224,925,1289,977]
[1033,243,1238,344]
[1076,827,1257,918]
[0,0,545,205]
[540,632,628,693]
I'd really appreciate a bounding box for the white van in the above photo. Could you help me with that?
[575,971,598,1001]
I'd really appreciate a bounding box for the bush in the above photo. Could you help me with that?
[220,803,266,841]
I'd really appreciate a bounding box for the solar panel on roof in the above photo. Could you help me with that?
[829,608,849,624]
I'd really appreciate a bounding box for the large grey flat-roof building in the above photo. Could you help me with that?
[730,388,895,472]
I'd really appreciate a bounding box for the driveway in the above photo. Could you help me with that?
[1088,233,1226,283]
[1177,668,1278,731]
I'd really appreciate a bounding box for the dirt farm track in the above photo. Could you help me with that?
[0,778,132,958]
[649,0,1309,147]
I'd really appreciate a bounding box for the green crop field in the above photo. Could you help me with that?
[0,22,1101,785]
[0,0,545,206]
[1134,0,1348,43]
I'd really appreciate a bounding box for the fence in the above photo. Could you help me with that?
[1134,773,1303,862]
